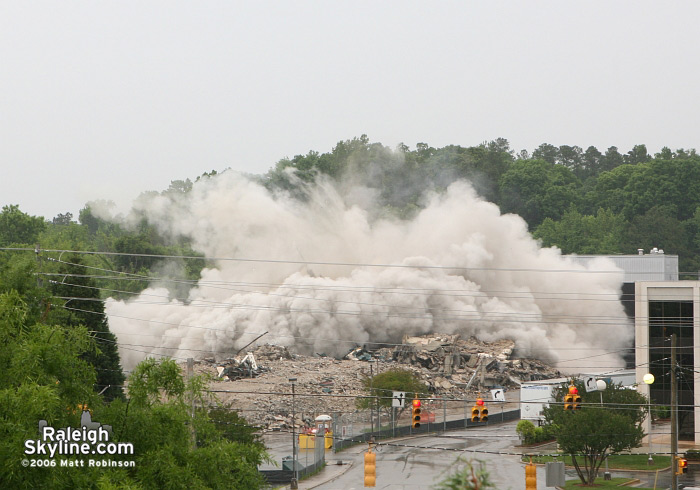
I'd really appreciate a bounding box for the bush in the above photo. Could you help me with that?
[357,368,429,409]
[653,405,670,420]
[516,420,555,445]
[516,420,537,444]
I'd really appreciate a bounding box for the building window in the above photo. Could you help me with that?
[648,300,694,439]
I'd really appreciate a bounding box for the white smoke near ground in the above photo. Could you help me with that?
[105,171,631,373]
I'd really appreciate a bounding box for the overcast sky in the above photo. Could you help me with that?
[2,1,699,219]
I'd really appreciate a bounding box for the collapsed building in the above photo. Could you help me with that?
[194,334,561,429]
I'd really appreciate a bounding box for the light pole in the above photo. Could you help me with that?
[643,373,655,465]
[289,377,298,490]
[597,379,611,480]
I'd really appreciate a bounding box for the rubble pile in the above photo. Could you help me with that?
[190,335,561,429]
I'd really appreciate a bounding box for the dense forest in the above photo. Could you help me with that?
[1,135,698,487]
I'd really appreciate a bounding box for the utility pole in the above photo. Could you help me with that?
[671,334,678,490]
[370,364,374,435]
[289,377,298,490]
[35,244,43,288]
[375,359,380,436]
[187,358,195,447]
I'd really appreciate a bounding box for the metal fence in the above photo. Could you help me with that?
[260,403,521,485]
[260,432,326,485]
[333,405,521,452]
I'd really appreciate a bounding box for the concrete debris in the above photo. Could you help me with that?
[190,335,561,429]
[215,352,268,381]
[344,346,373,361]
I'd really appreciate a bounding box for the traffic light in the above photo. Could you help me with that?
[564,385,580,411]
[564,393,574,410]
[475,397,488,422]
[412,398,422,429]
[480,404,489,422]
[525,459,536,489]
[678,457,688,474]
[472,398,488,422]
[364,447,376,487]
[471,404,480,422]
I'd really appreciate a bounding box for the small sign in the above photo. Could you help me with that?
[392,391,406,408]
[546,461,566,486]
[491,389,506,402]
[584,376,598,392]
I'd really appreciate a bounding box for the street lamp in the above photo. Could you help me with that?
[643,373,655,465]
[597,379,611,480]
[289,377,298,490]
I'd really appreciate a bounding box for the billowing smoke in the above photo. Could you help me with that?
[105,171,630,372]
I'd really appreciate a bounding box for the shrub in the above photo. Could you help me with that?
[516,420,537,444]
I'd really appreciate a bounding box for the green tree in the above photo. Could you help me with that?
[601,146,624,172]
[579,145,603,179]
[101,358,270,489]
[357,368,429,410]
[624,144,651,165]
[499,159,580,228]
[0,291,102,489]
[48,254,125,401]
[542,380,646,486]
[0,292,268,489]
[534,208,625,254]
[0,204,46,246]
[532,143,559,164]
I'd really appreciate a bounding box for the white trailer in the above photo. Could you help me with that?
[520,378,566,422]
[519,370,637,422]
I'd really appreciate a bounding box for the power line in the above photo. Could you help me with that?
[51,279,632,324]
[6,246,628,274]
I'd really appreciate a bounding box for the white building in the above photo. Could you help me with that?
[635,281,699,444]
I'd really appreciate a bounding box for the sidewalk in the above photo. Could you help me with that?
[277,445,364,490]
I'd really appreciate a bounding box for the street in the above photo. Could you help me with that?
[314,420,536,489]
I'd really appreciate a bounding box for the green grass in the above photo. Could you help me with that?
[562,477,655,489]
[523,453,671,471]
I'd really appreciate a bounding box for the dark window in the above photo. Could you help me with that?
[648,301,694,439]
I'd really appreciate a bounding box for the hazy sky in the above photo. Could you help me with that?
[2,1,699,219]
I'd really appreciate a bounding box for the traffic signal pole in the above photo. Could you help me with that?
[671,334,678,490]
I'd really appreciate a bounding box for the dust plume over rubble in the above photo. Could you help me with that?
[105,171,631,372]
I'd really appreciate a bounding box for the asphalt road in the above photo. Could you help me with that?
[314,420,537,489]
[262,421,700,489]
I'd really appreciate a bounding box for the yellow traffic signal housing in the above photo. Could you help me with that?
[678,457,688,474]
[564,394,574,410]
[573,394,582,410]
[412,399,422,429]
[480,406,489,422]
[364,450,376,487]
[565,385,580,411]
[471,406,480,422]
[525,460,536,489]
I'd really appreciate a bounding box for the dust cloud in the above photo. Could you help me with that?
[105,171,630,373]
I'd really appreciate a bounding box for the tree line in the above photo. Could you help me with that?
[262,136,700,275]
